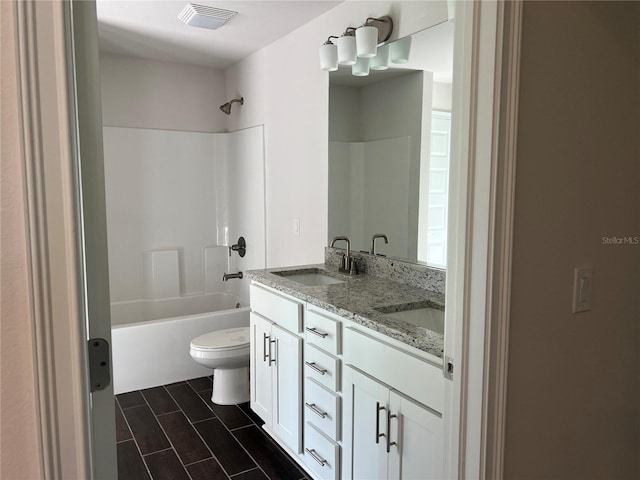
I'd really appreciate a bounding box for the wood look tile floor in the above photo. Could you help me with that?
[116,377,309,480]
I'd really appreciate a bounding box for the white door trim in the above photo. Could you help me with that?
[13,1,91,478]
[484,2,523,478]
[445,1,523,478]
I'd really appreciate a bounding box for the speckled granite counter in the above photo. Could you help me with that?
[246,264,445,359]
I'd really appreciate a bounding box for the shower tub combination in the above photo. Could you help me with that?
[111,292,249,394]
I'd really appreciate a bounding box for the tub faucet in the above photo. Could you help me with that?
[370,234,389,255]
[223,272,243,281]
[330,236,357,274]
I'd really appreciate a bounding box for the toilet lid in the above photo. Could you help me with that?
[191,327,250,352]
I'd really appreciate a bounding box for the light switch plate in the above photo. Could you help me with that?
[293,218,300,236]
[572,266,593,313]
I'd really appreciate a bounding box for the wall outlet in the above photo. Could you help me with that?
[572,266,593,313]
[293,218,300,237]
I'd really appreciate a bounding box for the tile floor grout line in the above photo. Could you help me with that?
[141,446,173,457]
[189,416,237,479]
[118,402,154,480]
[146,386,214,473]
[228,466,261,478]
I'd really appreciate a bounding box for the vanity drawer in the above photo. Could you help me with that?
[304,378,340,441]
[250,283,302,334]
[304,344,340,392]
[303,423,340,480]
[305,309,341,355]
[344,327,444,413]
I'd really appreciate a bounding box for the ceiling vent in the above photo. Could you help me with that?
[178,4,237,30]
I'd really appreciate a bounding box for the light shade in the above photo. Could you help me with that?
[356,25,378,58]
[319,43,338,71]
[390,36,412,64]
[352,57,370,77]
[370,44,390,70]
[337,35,357,65]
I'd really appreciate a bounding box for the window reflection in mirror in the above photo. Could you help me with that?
[328,20,454,269]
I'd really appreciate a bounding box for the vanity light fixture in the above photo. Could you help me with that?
[352,57,370,77]
[390,35,412,64]
[320,36,339,71]
[370,44,390,71]
[319,15,393,75]
[337,28,357,65]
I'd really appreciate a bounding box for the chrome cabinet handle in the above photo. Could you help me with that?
[306,327,328,338]
[376,402,386,444]
[262,333,269,362]
[269,338,276,365]
[386,410,398,453]
[305,448,327,467]
[305,402,328,418]
[305,361,327,375]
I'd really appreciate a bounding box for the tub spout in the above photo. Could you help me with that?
[223,271,244,281]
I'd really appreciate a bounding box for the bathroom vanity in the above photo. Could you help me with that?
[246,252,446,480]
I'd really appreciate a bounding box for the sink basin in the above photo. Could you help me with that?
[272,268,345,287]
[375,303,444,334]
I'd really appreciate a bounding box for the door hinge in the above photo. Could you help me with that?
[88,338,111,392]
[444,356,454,380]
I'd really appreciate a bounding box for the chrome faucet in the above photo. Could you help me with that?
[223,271,243,281]
[370,234,389,255]
[330,236,358,274]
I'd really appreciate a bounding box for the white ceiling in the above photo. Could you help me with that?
[97,0,342,68]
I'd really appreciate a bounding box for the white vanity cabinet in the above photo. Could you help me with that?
[249,284,304,454]
[342,328,444,480]
[249,280,445,480]
[301,305,344,480]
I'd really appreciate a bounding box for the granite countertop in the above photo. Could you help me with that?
[246,264,445,359]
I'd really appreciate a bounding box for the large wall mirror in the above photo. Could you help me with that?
[328,20,454,269]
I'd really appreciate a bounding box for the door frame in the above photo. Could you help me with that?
[12,0,523,478]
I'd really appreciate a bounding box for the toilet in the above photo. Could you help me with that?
[189,327,250,405]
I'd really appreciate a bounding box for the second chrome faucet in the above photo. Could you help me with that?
[330,236,358,275]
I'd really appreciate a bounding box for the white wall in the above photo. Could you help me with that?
[224,1,448,267]
[100,53,228,133]
[432,81,452,111]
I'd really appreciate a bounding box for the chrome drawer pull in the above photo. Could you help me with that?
[305,402,328,418]
[269,338,276,365]
[376,402,386,444]
[306,327,328,338]
[262,333,269,362]
[305,361,327,375]
[386,410,398,453]
[305,448,327,467]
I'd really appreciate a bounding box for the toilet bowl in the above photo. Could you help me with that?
[189,327,250,405]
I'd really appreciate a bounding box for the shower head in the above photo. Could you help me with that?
[220,97,244,115]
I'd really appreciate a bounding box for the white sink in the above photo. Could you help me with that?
[384,308,444,334]
[273,269,345,287]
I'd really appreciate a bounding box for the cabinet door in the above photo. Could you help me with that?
[388,391,443,480]
[250,313,273,425]
[342,366,389,480]
[272,324,303,453]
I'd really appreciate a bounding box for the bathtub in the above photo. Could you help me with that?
[111,292,249,394]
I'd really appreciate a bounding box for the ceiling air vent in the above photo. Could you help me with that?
[178,4,237,30]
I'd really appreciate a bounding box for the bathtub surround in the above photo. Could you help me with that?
[103,125,265,304]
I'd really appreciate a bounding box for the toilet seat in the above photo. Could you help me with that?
[190,327,249,353]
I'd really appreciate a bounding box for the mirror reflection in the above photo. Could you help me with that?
[328,20,454,268]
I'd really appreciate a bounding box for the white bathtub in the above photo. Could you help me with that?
[111,292,249,394]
